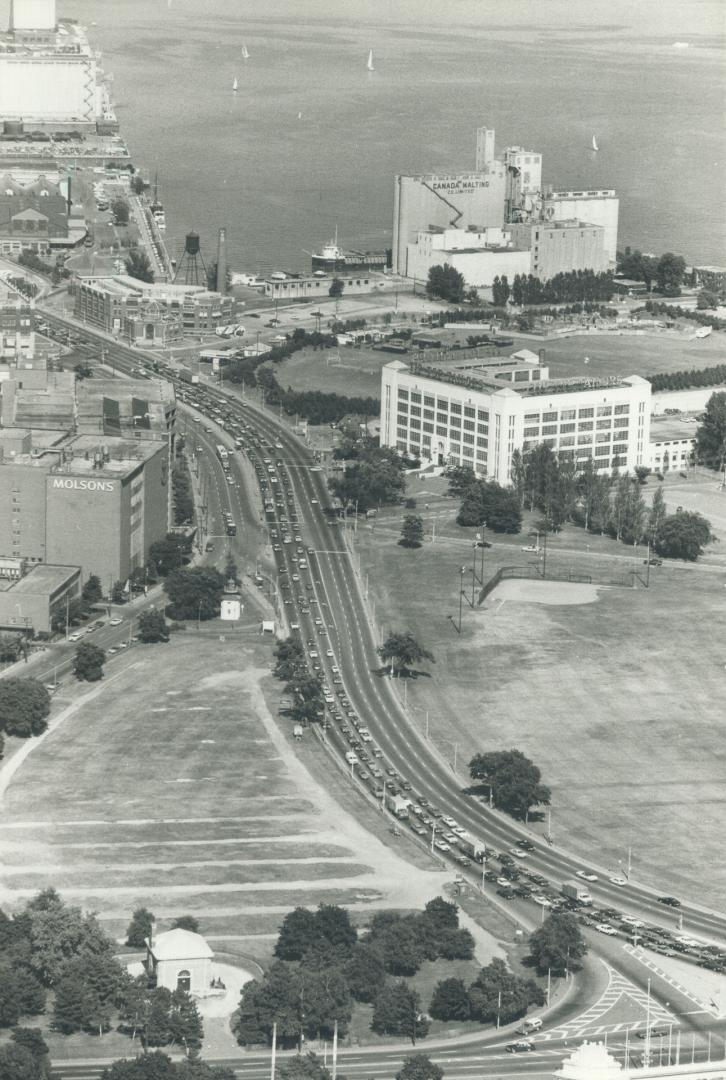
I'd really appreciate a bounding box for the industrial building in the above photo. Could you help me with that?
[0,0,115,129]
[0,559,80,634]
[392,125,619,279]
[73,276,234,345]
[0,431,170,594]
[0,365,175,629]
[263,274,381,300]
[380,353,650,485]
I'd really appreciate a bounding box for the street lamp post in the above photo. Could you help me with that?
[197,599,203,630]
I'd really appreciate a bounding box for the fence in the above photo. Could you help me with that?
[477,563,637,604]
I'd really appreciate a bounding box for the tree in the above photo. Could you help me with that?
[328,278,344,298]
[695,392,726,470]
[399,515,424,548]
[378,632,434,677]
[654,511,714,561]
[634,466,651,485]
[125,249,155,284]
[313,905,357,956]
[111,580,127,604]
[372,983,429,1044]
[224,554,239,584]
[81,575,103,608]
[395,1055,444,1080]
[609,475,645,544]
[0,632,25,664]
[0,1043,42,1080]
[111,199,130,226]
[429,977,470,1021]
[74,641,105,682]
[468,750,551,821]
[0,968,46,1027]
[167,989,204,1053]
[369,915,426,976]
[173,915,200,933]
[149,534,190,577]
[426,264,465,304]
[10,1029,50,1080]
[26,895,116,987]
[647,487,667,542]
[528,913,587,976]
[444,465,477,498]
[697,289,719,310]
[52,972,107,1035]
[137,610,170,644]
[0,679,50,738]
[280,1054,332,1080]
[655,252,686,296]
[343,944,386,1003]
[329,447,406,512]
[468,958,544,1026]
[456,480,522,533]
[163,566,225,621]
[126,907,155,948]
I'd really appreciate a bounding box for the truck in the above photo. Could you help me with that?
[561,879,593,905]
[456,831,486,862]
[386,794,411,820]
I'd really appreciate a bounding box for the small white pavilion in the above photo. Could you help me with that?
[146,928,214,996]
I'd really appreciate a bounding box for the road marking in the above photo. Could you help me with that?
[623,944,722,1016]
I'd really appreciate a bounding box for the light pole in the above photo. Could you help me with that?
[197,599,203,630]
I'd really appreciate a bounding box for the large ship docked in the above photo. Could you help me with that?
[311,234,390,274]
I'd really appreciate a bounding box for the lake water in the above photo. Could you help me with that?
[23,0,726,271]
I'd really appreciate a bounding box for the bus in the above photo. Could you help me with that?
[226,522,237,536]
[216,445,228,464]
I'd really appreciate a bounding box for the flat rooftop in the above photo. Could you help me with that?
[650,416,699,442]
[0,563,77,595]
[402,358,636,397]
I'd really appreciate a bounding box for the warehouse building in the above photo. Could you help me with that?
[380,355,650,485]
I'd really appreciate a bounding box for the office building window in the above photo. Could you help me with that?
[596,419,611,430]
[477,409,490,422]
[410,405,421,417]
[411,391,421,404]
[410,418,421,430]
[543,411,557,422]
[436,425,447,436]
[423,421,434,434]
[463,419,475,432]
[477,423,488,435]
[560,423,576,433]
[463,432,475,445]
[559,436,575,447]
[524,412,539,422]
[424,408,434,420]
[436,412,448,424]
[398,388,409,400]
[614,417,629,428]
[597,405,612,417]
[464,405,475,418]
[424,395,435,407]
[542,424,557,435]
[561,408,576,420]
[450,402,462,415]
[579,421,593,431]
[579,407,594,418]
[524,427,539,437]
[450,415,461,428]
[614,404,629,415]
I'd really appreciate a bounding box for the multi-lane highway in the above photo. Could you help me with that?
[34,306,726,1074]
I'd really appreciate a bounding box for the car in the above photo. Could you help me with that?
[290,622,300,631]
[510,847,528,858]
[344,751,358,765]
[326,649,334,657]
[496,877,511,887]
[620,915,644,927]
[609,875,628,887]
[118,641,129,649]
[442,816,457,828]
[68,632,82,642]
[532,895,552,907]
[456,855,471,867]
[497,886,516,899]
[107,646,118,655]
[595,923,618,935]
[109,617,123,626]
[657,896,681,908]
[506,1041,534,1053]
[522,544,539,553]
[434,841,451,852]
[577,870,598,882]
[636,1027,668,1040]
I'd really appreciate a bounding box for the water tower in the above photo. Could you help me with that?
[174,231,207,287]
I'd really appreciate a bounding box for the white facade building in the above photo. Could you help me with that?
[404,226,530,287]
[543,189,620,266]
[380,357,651,485]
[0,0,110,125]
[146,929,213,996]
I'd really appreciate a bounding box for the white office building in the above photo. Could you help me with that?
[380,356,651,485]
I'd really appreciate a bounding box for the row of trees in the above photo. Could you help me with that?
[642,299,726,332]
[236,900,474,1047]
[256,365,380,427]
[50,573,104,634]
[426,265,476,305]
[505,444,715,560]
[507,270,615,306]
[430,957,543,1024]
[172,449,195,527]
[649,364,726,393]
[273,636,325,727]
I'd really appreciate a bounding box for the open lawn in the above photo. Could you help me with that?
[0,631,510,1057]
[354,481,726,910]
[275,329,726,401]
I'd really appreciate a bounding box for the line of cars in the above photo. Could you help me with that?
[173,375,725,971]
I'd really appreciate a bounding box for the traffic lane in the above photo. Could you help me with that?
[273,443,726,943]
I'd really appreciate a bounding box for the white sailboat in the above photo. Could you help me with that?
[591,134,599,152]
[366,49,375,72]
[232,76,238,93]
[241,43,250,60]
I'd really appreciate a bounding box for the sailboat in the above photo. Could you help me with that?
[366,49,375,72]
[241,43,250,60]
[591,134,599,152]
[232,76,238,93]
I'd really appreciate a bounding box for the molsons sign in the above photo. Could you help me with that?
[51,477,116,493]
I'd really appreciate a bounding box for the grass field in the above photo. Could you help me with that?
[276,330,726,400]
[354,475,726,910]
[0,630,512,1057]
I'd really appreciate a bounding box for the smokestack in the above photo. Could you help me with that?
[216,227,228,295]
